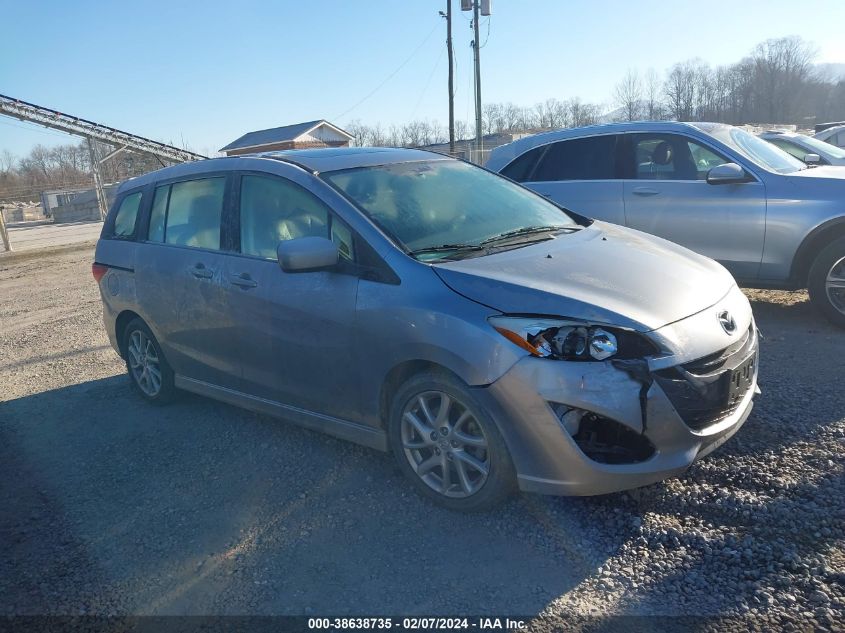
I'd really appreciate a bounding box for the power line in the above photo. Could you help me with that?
[411,46,446,119]
[479,16,491,48]
[334,20,442,121]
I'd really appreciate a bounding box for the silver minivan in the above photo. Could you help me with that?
[94,148,759,510]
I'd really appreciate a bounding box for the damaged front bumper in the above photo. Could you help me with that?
[473,320,760,497]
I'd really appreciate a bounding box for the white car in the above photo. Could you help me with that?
[813,125,845,150]
[760,130,845,166]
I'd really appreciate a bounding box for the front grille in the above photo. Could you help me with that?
[681,327,751,375]
[654,326,756,431]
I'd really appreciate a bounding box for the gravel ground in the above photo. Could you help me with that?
[1,247,843,631]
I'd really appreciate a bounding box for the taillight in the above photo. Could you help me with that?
[92,263,108,283]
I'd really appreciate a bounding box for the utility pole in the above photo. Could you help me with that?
[446,0,455,155]
[0,206,11,252]
[472,0,482,162]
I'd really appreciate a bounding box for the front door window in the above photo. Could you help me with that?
[632,134,728,181]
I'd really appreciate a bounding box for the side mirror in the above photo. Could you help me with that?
[803,153,821,165]
[277,237,338,272]
[706,162,749,185]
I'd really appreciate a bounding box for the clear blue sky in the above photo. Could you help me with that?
[2,0,843,157]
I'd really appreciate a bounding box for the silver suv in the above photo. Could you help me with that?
[94,148,758,510]
[487,121,845,327]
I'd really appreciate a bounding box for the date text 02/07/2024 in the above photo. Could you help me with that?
[306,617,527,630]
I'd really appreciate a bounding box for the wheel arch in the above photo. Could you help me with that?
[114,309,144,359]
[378,360,463,432]
[791,217,845,286]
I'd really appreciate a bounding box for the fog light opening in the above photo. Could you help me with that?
[552,404,655,465]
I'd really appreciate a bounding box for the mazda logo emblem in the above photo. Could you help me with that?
[718,310,737,334]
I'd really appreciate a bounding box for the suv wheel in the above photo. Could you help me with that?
[808,235,845,328]
[123,318,176,403]
[388,371,516,511]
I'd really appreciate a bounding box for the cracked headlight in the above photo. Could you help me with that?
[489,316,654,361]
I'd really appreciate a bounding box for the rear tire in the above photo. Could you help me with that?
[388,371,516,512]
[808,236,845,329]
[122,318,176,404]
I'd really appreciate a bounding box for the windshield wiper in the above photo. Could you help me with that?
[408,243,485,257]
[480,225,577,246]
[410,226,578,259]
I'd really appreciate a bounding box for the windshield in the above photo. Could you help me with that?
[694,124,806,174]
[798,134,845,159]
[323,160,580,260]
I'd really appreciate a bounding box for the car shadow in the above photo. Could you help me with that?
[0,376,601,617]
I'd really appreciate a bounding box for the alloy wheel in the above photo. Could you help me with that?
[400,390,490,498]
[825,256,845,315]
[127,329,162,397]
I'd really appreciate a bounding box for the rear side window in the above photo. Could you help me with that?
[147,186,169,243]
[499,145,546,182]
[111,191,142,238]
[146,177,226,250]
[531,136,617,182]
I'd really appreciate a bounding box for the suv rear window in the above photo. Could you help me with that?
[530,135,617,182]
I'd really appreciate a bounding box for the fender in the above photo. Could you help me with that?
[790,216,845,284]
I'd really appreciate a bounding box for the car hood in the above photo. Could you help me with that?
[787,165,845,180]
[783,165,845,196]
[432,222,736,332]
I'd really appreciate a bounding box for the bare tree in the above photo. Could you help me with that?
[501,102,522,132]
[568,98,600,127]
[454,119,469,141]
[664,62,697,120]
[547,99,570,129]
[533,101,550,129]
[482,102,502,135]
[368,123,387,147]
[0,150,15,175]
[614,69,642,121]
[344,120,370,147]
[692,62,715,120]
[751,36,816,122]
[643,68,663,120]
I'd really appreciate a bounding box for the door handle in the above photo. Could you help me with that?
[230,273,258,288]
[191,263,213,279]
[632,187,660,197]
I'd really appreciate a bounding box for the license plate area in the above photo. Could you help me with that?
[725,354,755,406]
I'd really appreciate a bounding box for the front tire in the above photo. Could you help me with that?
[122,318,176,404]
[388,371,516,511]
[808,236,845,328]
